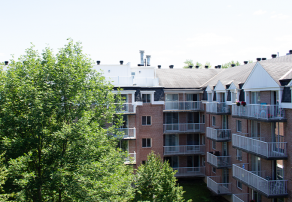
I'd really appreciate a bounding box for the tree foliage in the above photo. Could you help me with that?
[221,60,241,69]
[134,151,186,202]
[0,39,134,201]
[183,60,202,69]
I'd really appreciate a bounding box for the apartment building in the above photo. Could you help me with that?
[95,50,292,202]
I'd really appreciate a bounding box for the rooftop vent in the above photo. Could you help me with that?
[139,50,144,66]
[4,61,8,65]
[215,66,218,69]
[169,65,174,69]
[96,61,100,65]
[262,58,266,60]
[205,66,208,69]
[231,64,235,67]
[195,65,199,69]
[256,58,261,61]
[120,60,123,65]
[189,65,193,69]
[158,65,161,69]
[244,61,248,64]
[271,54,277,58]
[146,55,151,66]
[289,50,292,54]
[218,65,221,69]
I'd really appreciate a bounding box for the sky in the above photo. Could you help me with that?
[1,0,292,68]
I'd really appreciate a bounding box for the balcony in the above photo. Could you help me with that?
[206,127,231,142]
[207,176,232,195]
[164,145,205,156]
[106,76,159,87]
[233,164,288,198]
[115,103,136,114]
[232,104,286,122]
[232,194,249,202]
[174,167,205,177]
[116,128,136,139]
[124,152,136,164]
[207,152,231,168]
[206,102,231,115]
[164,101,203,112]
[163,123,205,134]
[232,133,287,160]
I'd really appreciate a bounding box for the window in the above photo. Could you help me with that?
[237,180,242,189]
[237,120,242,132]
[212,140,216,150]
[142,116,151,125]
[142,138,151,148]
[142,94,151,103]
[142,161,146,165]
[202,115,205,123]
[201,135,205,145]
[202,157,205,166]
[212,166,216,173]
[212,116,216,126]
[236,149,242,161]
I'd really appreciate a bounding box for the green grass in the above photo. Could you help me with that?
[178,179,223,202]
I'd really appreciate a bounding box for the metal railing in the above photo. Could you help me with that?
[232,194,249,202]
[115,103,136,113]
[206,102,230,114]
[116,128,136,139]
[207,152,231,168]
[163,123,205,133]
[174,167,205,177]
[164,101,203,111]
[206,127,231,141]
[232,133,287,159]
[164,145,205,155]
[125,152,136,164]
[233,164,288,197]
[207,176,232,195]
[232,104,285,121]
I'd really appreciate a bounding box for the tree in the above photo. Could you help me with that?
[134,151,186,202]
[183,60,202,69]
[204,61,212,68]
[0,39,134,201]
[221,60,241,69]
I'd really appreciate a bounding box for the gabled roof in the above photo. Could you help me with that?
[214,80,225,92]
[156,69,221,88]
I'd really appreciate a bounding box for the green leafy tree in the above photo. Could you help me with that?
[221,60,241,68]
[0,39,134,201]
[183,60,202,69]
[134,151,186,202]
[204,61,212,68]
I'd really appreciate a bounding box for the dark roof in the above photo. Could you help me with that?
[156,69,221,88]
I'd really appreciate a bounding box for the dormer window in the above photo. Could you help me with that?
[142,94,151,103]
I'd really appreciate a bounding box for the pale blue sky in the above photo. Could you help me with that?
[1,0,292,68]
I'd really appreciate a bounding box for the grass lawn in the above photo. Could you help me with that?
[178,179,225,202]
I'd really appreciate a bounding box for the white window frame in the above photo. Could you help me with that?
[237,180,242,190]
[142,116,151,126]
[236,149,242,161]
[212,140,216,150]
[212,116,216,126]
[237,120,242,132]
[142,138,152,148]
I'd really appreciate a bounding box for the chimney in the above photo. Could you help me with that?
[262,58,266,60]
[231,64,235,67]
[120,60,123,65]
[158,65,161,69]
[189,65,193,69]
[4,61,9,65]
[218,65,221,69]
[146,55,151,66]
[139,50,144,66]
[195,65,199,69]
[289,50,292,54]
[169,65,174,69]
[205,66,208,69]
[256,58,261,61]
[271,54,277,58]
[244,61,248,64]
[96,61,100,65]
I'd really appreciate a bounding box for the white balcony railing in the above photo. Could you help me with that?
[232,194,249,202]
[164,145,205,155]
[207,176,231,195]
[232,133,287,159]
[207,152,231,168]
[174,167,205,177]
[115,103,136,113]
[233,164,288,197]
[164,101,203,111]
[206,127,231,141]
[232,104,285,121]
[116,128,136,139]
[206,102,230,114]
[163,123,205,133]
[125,152,136,164]
[106,76,159,87]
